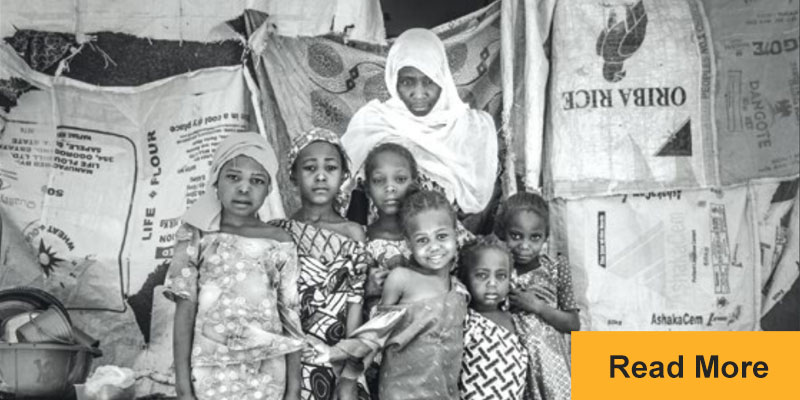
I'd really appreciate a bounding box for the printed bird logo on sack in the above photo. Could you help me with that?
[596,0,648,83]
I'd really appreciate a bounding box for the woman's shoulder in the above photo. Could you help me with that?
[463,107,495,127]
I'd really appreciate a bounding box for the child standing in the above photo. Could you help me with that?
[458,237,528,400]
[270,128,369,400]
[496,192,580,400]
[362,143,419,309]
[360,143,418,399]
[165,132,305,400]
[317,190,469,400]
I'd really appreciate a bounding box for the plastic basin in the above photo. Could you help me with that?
[0,342,93,398]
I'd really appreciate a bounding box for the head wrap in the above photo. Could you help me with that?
[288,127,352,175]
[342,28,498,214]
[288,127,353,216]
[182,131,284,231]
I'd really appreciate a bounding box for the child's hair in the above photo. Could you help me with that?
[458,235,513,282]
[287,128,351,178]
[290,140,351,178]
[400,190,455,235]
[494,192,550,239]
[364,142,419,186]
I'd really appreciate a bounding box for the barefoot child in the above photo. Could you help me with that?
[496,192,580,400]
[271,128,369,400]
[165,132,304,400]
[458,237,528,400]
[318,190,469,400]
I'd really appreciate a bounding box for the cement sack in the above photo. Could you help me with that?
[547,0,716,198]
[704,0,800,184]
[552,186,759,330]
[0,44,281,311]
[751,177,799,315]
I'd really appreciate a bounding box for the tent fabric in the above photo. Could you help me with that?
[500,0,556,193]
[0,0,386,44]
[250,1,504,214]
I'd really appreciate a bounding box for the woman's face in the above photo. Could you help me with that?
[396,66,442,117]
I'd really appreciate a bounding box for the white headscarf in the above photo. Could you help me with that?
[342,28,498,213]
[182,131,284,231]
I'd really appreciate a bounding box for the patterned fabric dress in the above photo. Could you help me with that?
[271,219,370,400]
[377,277,469,400]
[163,224,305,400]
[460,309,528,400]
[512,254,578,400]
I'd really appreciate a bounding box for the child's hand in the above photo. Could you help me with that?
[365,268,390,298]
[508,288,546,314]
[306,343,347,364]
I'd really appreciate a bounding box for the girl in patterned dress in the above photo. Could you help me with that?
[362,143,418,313]
[458,237,528,400]
[359,143,417,398]
[165,132,305,400]
[315,190,470,400]
[497,192,580,400]
[270,128,369,400]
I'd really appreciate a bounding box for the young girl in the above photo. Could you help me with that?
[270,128,369,400]
[496,192,580,400]
[362,143,418,309]
[317,190,469,400]
[458,237,528,400]
[164,132,305,400]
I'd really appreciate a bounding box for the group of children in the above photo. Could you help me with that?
[164,129,579,400]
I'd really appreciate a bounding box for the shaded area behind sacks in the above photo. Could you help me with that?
[4,30,244,86]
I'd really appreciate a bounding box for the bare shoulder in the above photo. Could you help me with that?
[384,266,410,288]
[344,221,367,242]
[262,225,294,243]
[330,220,366,242]
[231,222,294,243]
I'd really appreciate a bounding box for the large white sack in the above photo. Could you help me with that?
[0,44,281,310]
[552,185,759,330]
[547,0,716,198]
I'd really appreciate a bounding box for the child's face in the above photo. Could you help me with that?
[504,210,547,268]
[293,141,344,206]
[217,155,271,220]
[367,151,414,216]
[405,209,457,272]
[465,249,511,311]
[396,66,442,117]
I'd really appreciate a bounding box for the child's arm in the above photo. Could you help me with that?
[284,352,301,400]
[337,301,361,400]
[380,267,406,306]
[277,246,304,400]
[163,225,202,399]
[173,298,197,399]
[510,256,581,332]
[509,289,580,332]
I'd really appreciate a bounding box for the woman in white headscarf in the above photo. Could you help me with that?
[342,28,500,233]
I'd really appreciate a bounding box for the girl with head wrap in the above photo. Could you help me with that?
[270,128,370,400]
[164,132,305,400]
[342,28,501,234]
